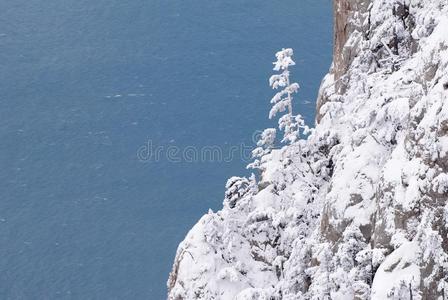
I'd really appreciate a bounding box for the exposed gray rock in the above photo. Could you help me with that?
[168,0,448,298]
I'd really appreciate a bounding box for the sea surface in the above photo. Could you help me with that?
[0,1,332,299]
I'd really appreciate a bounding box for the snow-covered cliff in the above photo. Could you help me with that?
[168,0,448,299]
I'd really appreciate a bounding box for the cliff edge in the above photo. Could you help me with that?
[168,0,448,299]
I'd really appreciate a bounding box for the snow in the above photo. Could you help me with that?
[168,0,448,298]
[371,241,421,300]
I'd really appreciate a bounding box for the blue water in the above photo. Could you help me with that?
[0,1,332,299]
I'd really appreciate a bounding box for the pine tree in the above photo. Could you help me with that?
[224,175,257,209]
[247,128,276,170]
[269,48,307,144]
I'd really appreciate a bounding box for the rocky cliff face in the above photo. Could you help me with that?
[168,0,448,299]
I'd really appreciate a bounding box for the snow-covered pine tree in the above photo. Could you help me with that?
[249,49,309,170]
[331,225,369,299]
[269,48,307,144]
[224,174,258,209]
[247,128,276,170]
[417,211,448,299]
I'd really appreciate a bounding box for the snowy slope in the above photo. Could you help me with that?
[168,0,448,299]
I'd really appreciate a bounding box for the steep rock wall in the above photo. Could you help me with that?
[168,0,448,299]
